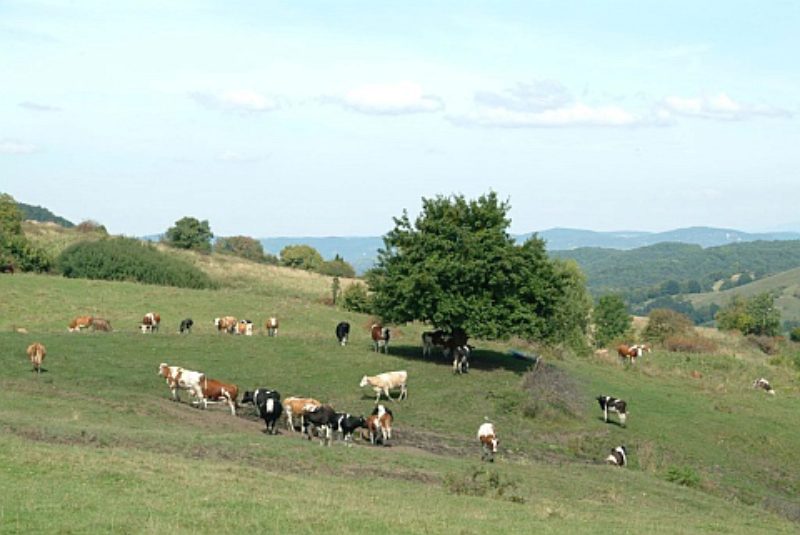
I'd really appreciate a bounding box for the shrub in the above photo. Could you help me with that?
[789,327,800,343]
[664,466,700,488]
[57,237,215,289]
[340,282,372,314]
[521,360,584,420]
[643,308,693,344]
[747,335,781,355]
[444,467,525,504]
[663,335,717,353]
[75,220,108,234]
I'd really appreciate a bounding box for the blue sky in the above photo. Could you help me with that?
[2,1,798,237]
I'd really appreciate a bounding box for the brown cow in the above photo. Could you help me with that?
[68,315,94,332]
[199,377,239,415]
[26,342,46,374]
[92,318,113,332]
[214,316,237,334]
[617,343,650,364]
[141,312,161,333]
[236,319,254,336]
[282,397,321,431]
[371,323,390,353]
[265,317,279,337]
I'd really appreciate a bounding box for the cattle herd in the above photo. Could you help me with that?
[19,314,779,464]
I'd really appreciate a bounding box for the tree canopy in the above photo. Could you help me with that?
[280,244,324,271]
[367,192,590,344]
[593,294,631,347]
[163,217,213,253]
[214,235,276,264]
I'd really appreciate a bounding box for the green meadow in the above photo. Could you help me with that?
[1,270,799,534]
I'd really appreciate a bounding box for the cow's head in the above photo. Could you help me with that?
[359,376,369,388]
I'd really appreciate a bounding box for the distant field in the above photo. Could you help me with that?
[1,272,799,533]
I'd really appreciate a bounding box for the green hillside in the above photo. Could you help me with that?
[1,269,799,533]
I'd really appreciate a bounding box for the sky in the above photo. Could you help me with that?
[2,1,799,237]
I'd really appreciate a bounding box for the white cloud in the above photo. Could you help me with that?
[0,140,38,154]
[19,101,61,112]
[191,89,279,113]
[336,82,444,115]
[452,81,654,128]
[660,93,792,121]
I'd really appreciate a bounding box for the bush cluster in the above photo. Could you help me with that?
[746,334,781,355]
[521,361,584,420]
[643,308,694,344]
[57,237,215,289]
[663,335,717,353]
[443,467,525,504]
[340,282,373,314]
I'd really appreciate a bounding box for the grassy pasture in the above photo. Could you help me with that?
[1,272,799,533]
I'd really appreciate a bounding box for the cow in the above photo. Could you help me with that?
[198,377,239,415]
[265,317,279,337]
[617,343,650,364]
[157,363,205,403]
[364,404,394,445]
[142,312,161,333]
[1,263,14,274]
[597,395,628,427]
[421,329,446,357]
[753,378,776,395]
[370,324,390,353]
[282,397,322,432]
[91,318,112,332]
[68,315,93,332]
[336,321,351,346]
[302,404,337,446]
[242,389,283,434]
[26,342,46,374]
[477,421,499,462]
[179,318,194,333]
[332,412,367,444]
[236,319,254,336]
[606,445,628,467]
[359,370,408,403]
[453,345,470,374]
[214,316,237,334]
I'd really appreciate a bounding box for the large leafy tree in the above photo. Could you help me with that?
[593,294,631,347]
[0,193,52,271]
[280,244,324,271]
[367,192,589,343]
[716,293,780,336]
[163,217,213,253]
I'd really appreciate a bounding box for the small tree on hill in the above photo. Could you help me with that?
[716,293,780,337]
[643,308,693,344]
[593,294,631,347]
[163,217,213,253]
[214,235,270,263]
[0,193,52,271]
[280,244,324,271]
[319,254,356,278]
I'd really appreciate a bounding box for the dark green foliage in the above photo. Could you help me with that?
[280,244,324,271]
[665,466,701,488]
[57,237,215,289]
[593,294,631,347]
[0,193,53,272]
[368,192,588,343]
[214,235,276,263]
[444,468,525,504]
[643,308,694,344]
[716,293,780,337]
[340,282,372,313]
[75,220,108,234]
[16,201,75,227]
[163,217,213,253]
[318,254,356,278]
[790,327,800,343]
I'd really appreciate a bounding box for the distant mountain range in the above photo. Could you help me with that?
[260,227,800,274]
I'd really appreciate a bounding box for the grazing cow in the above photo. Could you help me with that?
[453,345,471,375]
[265,317,279,337]
[336,321,351,346]
[282,397,322,432]
[303,404,337,446]
[214,316,237,334]
[364,404,394,445]
[242,389,283,434]
[157,363,205,402]
[1,263,14,274]
[597,395,628,426]
[332,412,367,444]
[477,422,499,462]
[360,370,408,403]
[26,342,46,374]
[68,315,94,332]
[617,343,650,364]
[753,378,776,395]
[236,319,254,336]
[91,318,112,332]
[606,445,628,467]
[179,318,194,333]
[370,324,390,353]
[198,377,239,415]
[421,329,446,357]
[142,312,161,333]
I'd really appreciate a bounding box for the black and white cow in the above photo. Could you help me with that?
[605,445,628,467]
[303,404,337,446]
[336,321,351,346]
[453,345,470,374]
[332,412,366,444]
[179,318,194,334]
[597,395,627,427]
[242,388,283,434]
[752,378,776,395]
[421,329,446,357]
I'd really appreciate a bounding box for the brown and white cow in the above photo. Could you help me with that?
[26,342,46,374]
[617,343,650,364]
[158,363,205,402]
[214,316,237,334]
[371,323,390,353]
[236,319,254,336]
[198,377,239,415]
[265,317,279,337]
[753,378,776,395]
[364,404,394,445]
[477,421,498,462]
[141,312,161,333]
[68,315,94,332]
[282,396,321,432]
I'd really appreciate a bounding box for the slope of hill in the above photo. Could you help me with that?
[1,269,798,532]
[16,201,74,227]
